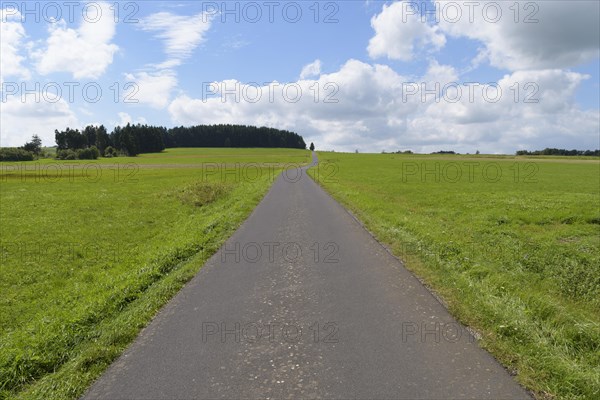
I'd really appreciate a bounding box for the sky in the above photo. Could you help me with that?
[1,0,599,153]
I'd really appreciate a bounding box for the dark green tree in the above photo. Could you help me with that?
[83,125,97,148]
[55,128,86,150]
[95,125,110,155]
[309,142,315,151]
[23,134,42,155]
[55,129,68,150]
[110,124,138,156]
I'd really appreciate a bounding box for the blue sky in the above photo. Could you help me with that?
[1,1,599,153]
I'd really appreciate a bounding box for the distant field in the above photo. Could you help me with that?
[34,147,310,165]
[0,148,311,399]
[309,152,600,400]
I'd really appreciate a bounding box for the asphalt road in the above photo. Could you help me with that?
[83,153,530,399]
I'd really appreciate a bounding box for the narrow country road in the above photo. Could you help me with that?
[83,153,529,399]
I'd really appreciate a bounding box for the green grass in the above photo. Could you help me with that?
[0,148,311,399]
[23,147,310,165]
[309,152,600,400]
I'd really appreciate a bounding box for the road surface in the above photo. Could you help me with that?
[83,153,529,399]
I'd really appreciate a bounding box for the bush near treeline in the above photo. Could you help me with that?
[56,147,101,160]
[516,148,600,156]
[0,147,35,161]
[0,135,44,161]
[54,123,306,158]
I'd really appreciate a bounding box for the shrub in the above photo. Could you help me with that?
[56,149,78,160]
[57,147,99,160]
[78,146,100,160]
[104,146,117,158]
[0,148,34,161]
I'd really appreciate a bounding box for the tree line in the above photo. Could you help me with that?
[516,148,600,156]
[52,123,306,159]
[1,124,306,161]
[165,125,306,149]
[55,124,166,159]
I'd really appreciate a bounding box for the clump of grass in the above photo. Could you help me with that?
[171,182,234,207]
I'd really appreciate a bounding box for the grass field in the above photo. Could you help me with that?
[0,148,311,399]
[309,152,600,400]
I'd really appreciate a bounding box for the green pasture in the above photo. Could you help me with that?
[309,152,600,400]
[0,148,311,399]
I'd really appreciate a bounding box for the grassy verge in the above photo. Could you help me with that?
[0,148,311,399]
[309,152,599,400]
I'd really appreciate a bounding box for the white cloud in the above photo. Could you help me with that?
[125,11,213,110]
[31,2,118,79]
[368,1,446,61]
[366,1,599,70]
[300,60,322,79]
[423,59,458,86]
[115,112,147,127]
[0,9,31,83]
[140,11,212,66]
[438,0,600,70]
[168,60,416,128]
[168,59,422,150]
[124,70,178,108]
[167,59,599,154]
[356,1,599,152]
[0,95,79,147]
[395,68,598,152]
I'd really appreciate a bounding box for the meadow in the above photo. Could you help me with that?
[309,153,599,400]
[0,148,311,399]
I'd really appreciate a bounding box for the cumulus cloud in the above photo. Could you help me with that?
[366,1,599,70]
[417,69,596,149]
[168,59,429,150]
[300,60,322,79]
[0,9,31,83]
[31,1,118,79]
[422,59,459,85]
[167,58,598,153]
[368,1,446,61]
[124,70,178,108]
[437,0,600,70]
[115,112,147,127]
[0,95,79,147]
[169,59,413,124]
[353,1,599,152]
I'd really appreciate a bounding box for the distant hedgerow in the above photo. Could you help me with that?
[0,148,35,161]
